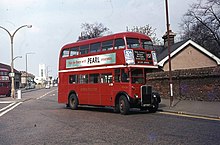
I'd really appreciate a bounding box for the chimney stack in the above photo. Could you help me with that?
[162,29,176,47]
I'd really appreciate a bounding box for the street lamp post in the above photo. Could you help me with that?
[0,25,32,98]
[25,52,35,88]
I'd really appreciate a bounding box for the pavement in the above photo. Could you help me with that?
[159,98,220,120]
[1,89,220,120]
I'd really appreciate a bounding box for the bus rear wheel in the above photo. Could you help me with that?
[119,96,130,115]
[68,94,78,110]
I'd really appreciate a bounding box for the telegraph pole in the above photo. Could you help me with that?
[165,0,173,107]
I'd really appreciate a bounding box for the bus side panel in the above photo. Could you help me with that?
[88,84,101,105]
[72,84,88,105]
[58,72,69,104]
[100,83,113,106]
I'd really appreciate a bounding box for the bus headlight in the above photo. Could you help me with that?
[134,94,139,98]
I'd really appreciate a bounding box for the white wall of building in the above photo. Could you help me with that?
[39,64,46,80]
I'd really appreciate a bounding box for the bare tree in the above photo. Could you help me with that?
[78,22,110,41]
[180,0,220,57]
[127,25,161,45]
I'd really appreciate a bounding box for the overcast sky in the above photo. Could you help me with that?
[0,0,196,78]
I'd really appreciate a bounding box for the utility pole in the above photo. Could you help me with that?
[165,0,173,107]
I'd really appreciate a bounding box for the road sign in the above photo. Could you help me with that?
[9,72,15,77]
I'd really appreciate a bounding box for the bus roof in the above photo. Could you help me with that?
[61,32,151,50]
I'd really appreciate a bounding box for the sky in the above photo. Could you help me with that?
[0,0,196,78]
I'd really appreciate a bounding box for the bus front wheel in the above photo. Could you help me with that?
[68,94,78,110]
[6,90,11,97]
[119,96,130,115]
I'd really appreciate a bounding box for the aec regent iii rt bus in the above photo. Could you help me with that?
[0,68,11,97]
[58,32,161,115]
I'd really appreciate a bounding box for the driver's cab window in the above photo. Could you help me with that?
[121,69,129,82]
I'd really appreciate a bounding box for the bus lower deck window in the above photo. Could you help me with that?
[101,74,112,83]
[69,75,78,84]
[79,74,88,84]
[89,74,99,83]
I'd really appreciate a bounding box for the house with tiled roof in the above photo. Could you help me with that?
[155,30,220,71]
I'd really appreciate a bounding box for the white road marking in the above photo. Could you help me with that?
[158,111,220,121]
[0,89,57,117]
[0,102,23,117]
[0,101,15,104]
[36,89,57,100]
[0,102,16,112]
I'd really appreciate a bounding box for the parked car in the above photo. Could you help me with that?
[45,84,50,89]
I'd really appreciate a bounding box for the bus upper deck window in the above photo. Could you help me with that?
[62,49,69,57]
[127,38,140,48]
[80,45,89,54]
[102,40,113,51]
[114,38,125,49]
[90,43,101,53]
[141,39,154,50]
[70,47,79,56]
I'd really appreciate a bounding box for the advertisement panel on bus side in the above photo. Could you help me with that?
[66,53,116,69]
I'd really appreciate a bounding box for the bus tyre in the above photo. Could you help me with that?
[119,96,130,115]
[69,94,78,110]
[114,103,120,113]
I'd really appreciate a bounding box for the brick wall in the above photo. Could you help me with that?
[146,66,220,101]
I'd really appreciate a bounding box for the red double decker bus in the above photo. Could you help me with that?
[0,68,11,97]
[58,32,161,114]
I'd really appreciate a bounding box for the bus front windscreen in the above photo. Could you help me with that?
[131,68,145,84]
[127,38,140,48]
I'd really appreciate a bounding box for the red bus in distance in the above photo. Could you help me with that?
[0,68,11,97]
[58,32,161,115]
